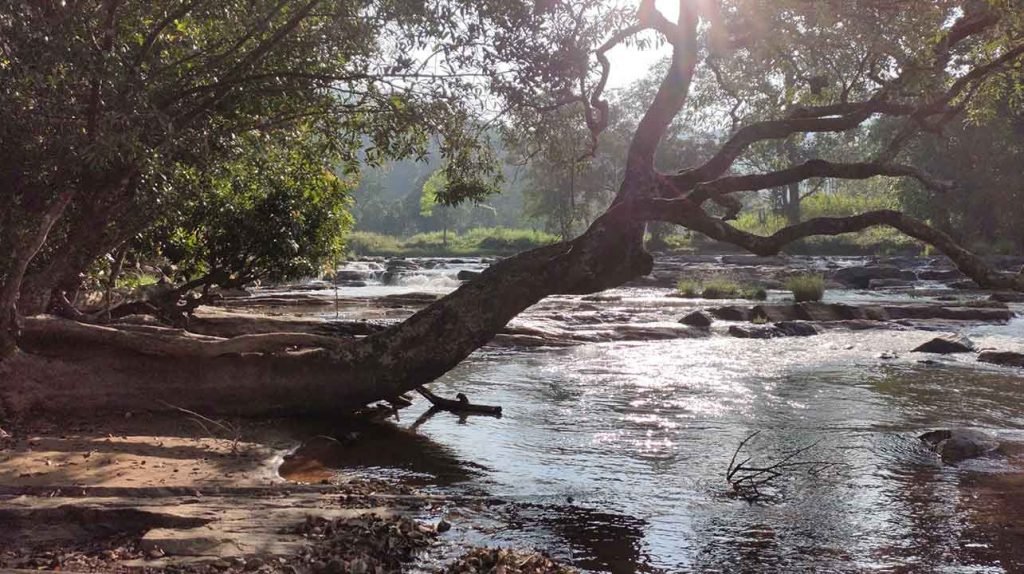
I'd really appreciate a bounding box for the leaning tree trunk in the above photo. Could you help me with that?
[0,214,651,419]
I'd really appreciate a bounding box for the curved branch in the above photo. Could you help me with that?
[685,159,952,205]
[632,200,1023,290]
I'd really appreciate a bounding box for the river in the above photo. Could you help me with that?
[276,256,1024,573]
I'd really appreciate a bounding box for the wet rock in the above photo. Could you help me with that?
[581,294,621,302]
[679,311,713,327]
[833,265,916,288]
[918,269,964,281]
[708,306,751,321]
[948,279,980,290]
[773,321,819,337]
[919,429,1000,463]
[720,255,789,266]
[385,259,420,270]
[990,291,1024,303]
[332,269,368,283]
[379,292,440,307]
[751,304,802,323]
[436,518,451,533]
[912,334,976,354]
[978,351,1024,368]
[593,324,706,342]
[868,278,916,289]
[457,270,481,281]
[728,322,817,339]
[883,304,1012,323]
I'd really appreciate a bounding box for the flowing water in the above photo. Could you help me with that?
[278,257,1024,573]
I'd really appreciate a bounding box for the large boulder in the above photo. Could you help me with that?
[679,310,713,327]
[978,351,1024,368]
[456,270,482,281]
[833,265,916,288]
[919,429,1000,463]
[912,334,976,354]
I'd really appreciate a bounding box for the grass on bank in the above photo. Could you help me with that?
[347,228,560,256]
[785,273,825,302]
[676,277,767,300]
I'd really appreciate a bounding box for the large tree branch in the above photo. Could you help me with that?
[629,199,1023,290]
[685,159,952,206]
[622,0,699,178]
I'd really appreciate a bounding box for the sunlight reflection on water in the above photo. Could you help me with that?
[283,278,1024,573]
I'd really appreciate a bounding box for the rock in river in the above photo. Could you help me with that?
[919,429,1000,463]
[833,265,916,288]
[912,334,976,354]
[680,310,713,327]
[978,351,1024,368]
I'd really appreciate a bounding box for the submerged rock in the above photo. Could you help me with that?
[919,429,1000,463]
[978,351,1024,368]
[679,310,713,327]
[912,335,976,354]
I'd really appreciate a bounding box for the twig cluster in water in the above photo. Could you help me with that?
[726,431,840,501]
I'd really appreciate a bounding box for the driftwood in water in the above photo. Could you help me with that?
[416,387,502,416]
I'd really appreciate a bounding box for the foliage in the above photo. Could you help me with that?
[676,280,702,298]
[898,107,1024,253]
[143,130,354,288]
[347,228,559,257]
[785,274,825,303]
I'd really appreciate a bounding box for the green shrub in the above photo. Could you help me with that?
[786,274,825,302]
[676,280,702,297]
[701,277,742,299]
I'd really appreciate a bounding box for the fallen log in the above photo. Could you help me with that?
[415,387,502,416]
